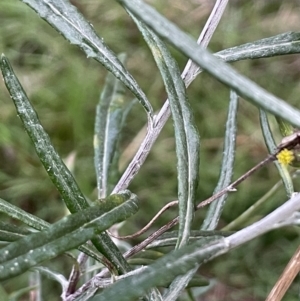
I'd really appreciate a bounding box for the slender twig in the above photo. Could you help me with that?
[196,154,276,209]
[124,216,179,259]
[182,0,229,86]
[110,201,178,240]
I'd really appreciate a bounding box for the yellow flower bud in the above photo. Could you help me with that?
[276,149,295,165]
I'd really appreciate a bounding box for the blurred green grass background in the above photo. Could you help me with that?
[1,0,300,300]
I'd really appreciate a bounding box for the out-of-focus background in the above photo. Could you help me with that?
[1,0,300,300]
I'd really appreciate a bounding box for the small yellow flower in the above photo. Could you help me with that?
[276,148,295,165]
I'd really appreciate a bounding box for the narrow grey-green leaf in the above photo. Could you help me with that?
[0,198,105,267]
[0,198,49,231]
[94,53,126,198]
[259,110,294,197]
[259,110,277,154]
[216,31,300,62]
[202,90,238,230]
[0,222,31,242]
[0,230,24,243]
[117,18,198,299]
[0,191,138,280]
[0,54,130,274]
[129,14,199,249]
[0,191,136,264]
[115,0,300,129]
[180,32,300,90]
[165,91,238,300]
[90,238,227,301]
[0,54,88,213]
[21,0,153,119]
[146,230,233,249]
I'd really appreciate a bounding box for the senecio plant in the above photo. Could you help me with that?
[2,0,300,300]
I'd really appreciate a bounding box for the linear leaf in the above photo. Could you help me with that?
[0,198,49,231]
[0,191,136,264]
[0,231,24,243]
[115,0,300,128]
[163,92,237,300]
[0,54,89,213]
[128,17,200,300]
[0,55,130,274]
[129,14,199,249]
[94,53,127,198]
[216,31,300,62]
[0,191,138,280]
[202,91,238,230]
[21,0,153,119]
[0,198,106,265]
[259,110,294,197]
[176,32,300,91]
[0,193,127,264]
[0,221,31,242]
[259,111,277,154]
[146,230,232,249]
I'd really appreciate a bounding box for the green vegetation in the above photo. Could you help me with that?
[1,0,300,300]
